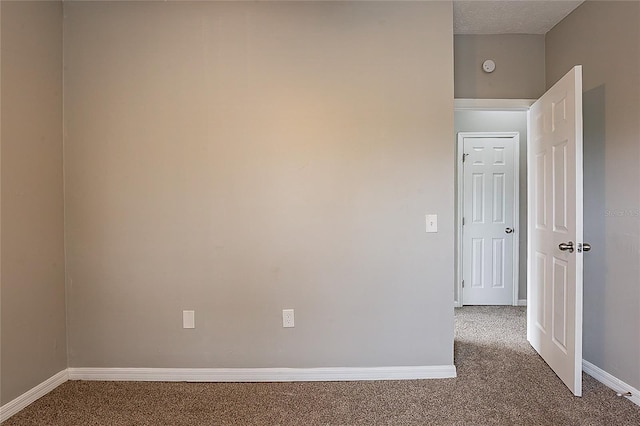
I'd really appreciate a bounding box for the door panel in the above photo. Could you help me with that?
[534,252,546,331]
[552,257,568,351]
[492,238,505,288]
[462,134,518,305]
[528,66,583,396]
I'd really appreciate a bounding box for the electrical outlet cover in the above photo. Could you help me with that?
[183,310,195,329]
[282,309,295,328]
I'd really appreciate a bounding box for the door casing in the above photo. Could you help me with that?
[456,132,520,307]
[454,99,534,308]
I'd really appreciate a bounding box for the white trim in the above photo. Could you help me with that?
[517,299,527,306]
[0,370,69,423]
[456,134,464,306]
[583,360,640,407]
[512,134,521,307]
[456,132,520,306]
[68,365,456,382]
[454,98,535,111]
[0,365,455,420]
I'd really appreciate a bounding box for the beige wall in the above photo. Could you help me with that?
[546,1,640,390]
[64,1,455,368]
[0,1,66,405]
[455,34,545,99]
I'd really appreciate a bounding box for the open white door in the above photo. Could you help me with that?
[528,66,584,396]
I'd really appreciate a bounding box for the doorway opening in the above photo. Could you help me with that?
[453,103,532,382]
[454,100,533,308]
[455,66,585,396]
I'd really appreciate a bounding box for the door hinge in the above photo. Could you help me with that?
[462,280,465,288]
[462,217,465,226]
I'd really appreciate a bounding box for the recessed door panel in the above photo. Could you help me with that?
[471,238,484,288]
[534,252,547,333]
[536,152,547,230]
[552,96,567,132]
[472,174,485,224]
[493,147,506,165]
[553,141,569,233]
[493,173,506,223]
[492,238,505,288]
[552,257,568,353]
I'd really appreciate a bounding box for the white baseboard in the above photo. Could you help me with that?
[583,360,640,407]
[0,369,68,423]
[68,365,457,382]
[456,301,525,307]
[1,365,455,421]
[4,361,638,421]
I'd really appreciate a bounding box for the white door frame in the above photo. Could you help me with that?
[456,131,520,307]
[453,98,537,307]
[454,98,534,308]
[454,98,535,111]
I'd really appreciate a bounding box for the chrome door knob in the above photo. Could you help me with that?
[559,241,575,253]
[579,243,591,252]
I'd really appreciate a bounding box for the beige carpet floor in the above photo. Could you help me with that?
[4,306,640,425]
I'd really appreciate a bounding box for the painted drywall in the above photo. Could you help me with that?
[455,34,545,99]
[546,1,640,390]
[0,1,66,405]
[454,111,528,304]
[64,1,455,368]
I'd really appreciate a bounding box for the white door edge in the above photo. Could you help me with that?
[456,132,520,306]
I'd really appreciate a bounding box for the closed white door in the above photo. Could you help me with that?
[461,133,519,305]
[528,66,584,396]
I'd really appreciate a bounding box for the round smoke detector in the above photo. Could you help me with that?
[482,59,496,73]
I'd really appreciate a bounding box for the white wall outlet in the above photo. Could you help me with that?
[282,309,295,328]
[426,214,438,233]
[183,310,195,329]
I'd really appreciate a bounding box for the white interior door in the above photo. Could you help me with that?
[527,66,584,396]
[461,133,518,306]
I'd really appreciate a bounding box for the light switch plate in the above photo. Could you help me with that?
[183,310,195,329]
[426,214,438,233]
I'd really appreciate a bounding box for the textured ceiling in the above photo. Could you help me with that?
[454,1,584,34]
